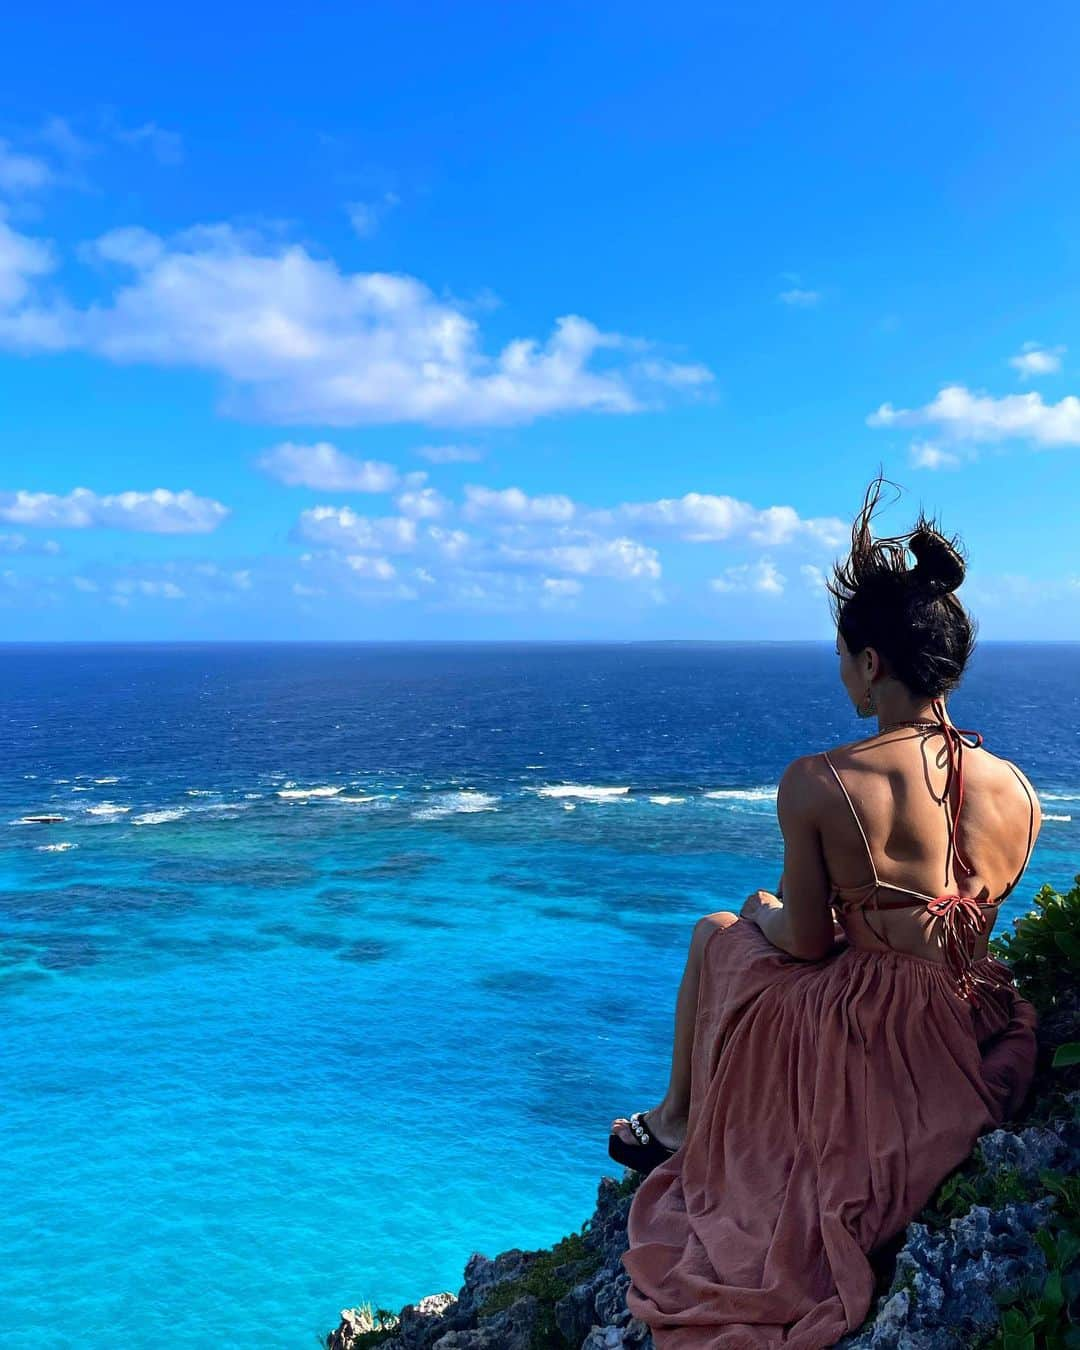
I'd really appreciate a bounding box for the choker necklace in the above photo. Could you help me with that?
[878,718,943,733]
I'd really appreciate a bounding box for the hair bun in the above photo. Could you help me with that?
[908,527,965,597]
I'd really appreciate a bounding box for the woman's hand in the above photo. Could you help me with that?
[740,889,783,925]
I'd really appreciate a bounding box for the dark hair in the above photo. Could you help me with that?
[826,473,977,698]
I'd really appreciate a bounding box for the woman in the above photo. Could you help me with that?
[609,476,1042,1349]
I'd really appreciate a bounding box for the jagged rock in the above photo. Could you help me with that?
[454,1249,538,1320]
[838,1199,1055,1348]
[395,1291,461,1349]
[432,1293,543,1349]
[581,1319,654,1349]
[975,1123,1071,1177]
[328,1305,395,1350]
[554,1265,609,1344]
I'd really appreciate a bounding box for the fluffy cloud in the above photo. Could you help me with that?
[345,554,397,580]
[1,222,712,426]
[497,534,661,580]
[346,193,399,239]
[778,288,820,307]
[910,441,964,470]
[613,492,844,547]
[294,505,418,552]
[868,385,1080,447]
[1010,343,1064,380]
[257,441,400,491]
[463,484,576,523]
[0,487,229,533]
[709,560,785,595]
[0,140,52,193]
[0,212,56,310]
[112,578,185,600]
[427,526,472,560]
[395,486,448,519]
[799,563,827,590]
[114,122,183,166]
[0,531,61,555]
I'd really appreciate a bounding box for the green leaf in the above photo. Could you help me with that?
[1054,933,1080,962]
[1040,1269,1065,1315]
[1036,1228,1058,1262]
[1052,1042,1080,1068]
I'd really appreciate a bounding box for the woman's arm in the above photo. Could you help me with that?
[739,757,839,960]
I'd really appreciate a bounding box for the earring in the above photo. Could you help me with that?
[856,682,877,719]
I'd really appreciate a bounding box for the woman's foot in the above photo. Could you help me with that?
[610,1105,687,1152]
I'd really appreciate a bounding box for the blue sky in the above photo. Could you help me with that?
[3,1,1080,640]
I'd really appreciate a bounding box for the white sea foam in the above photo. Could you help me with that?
[243,792,264,800]
[413,790,499,820]
[1045,814,1073,823]
[1042,792,1080,802]
[13,814,67,825]
[704,787,778,803]
[334,794,382,803]
[87,802,131,816]
[132,808,188,826]
[185,789,217,797]
[276,785,345,800]
[70,786,91,792]
[93,776,119,784]
[649,795,686,806]
[563,802,577,811]
[36,841,77,852]
[536,784,630,801]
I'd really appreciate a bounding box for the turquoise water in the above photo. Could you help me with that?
[2,642,1077,1347]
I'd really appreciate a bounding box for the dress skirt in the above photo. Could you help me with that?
[620,916,1038,1349]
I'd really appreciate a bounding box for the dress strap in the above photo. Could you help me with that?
[821,750,880,889]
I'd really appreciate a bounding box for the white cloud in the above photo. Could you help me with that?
[114,122,184,166]
[709,560,786,595]
[345,554,397,580]
[868,385,1080,447]
[778,288,820,307]
[257,441,400,491]
[294,505,417,552]
[541,577,583,603]
[346,193,399,239]
[0,222,712,426]
[497,534,661,580]
[631,357,714,387]
[416,444,484,463]
[910,440,963,470]
[1009,342,1064,380]
[395,486,448,519]
[72,575,99,592]
[292,581,326,597]
[0,487,229,533]
[0,530,61,555]
[614,492,844,547]
[0,211,56,310]
[0,139,52,193]
[800,563,827,590]
[112,578,185,599]
[427,526,472,560]
[463,484,576,523]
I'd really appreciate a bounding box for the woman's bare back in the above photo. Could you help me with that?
[815,728,1041,962]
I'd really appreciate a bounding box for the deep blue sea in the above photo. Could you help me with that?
[2,642,1078,1348]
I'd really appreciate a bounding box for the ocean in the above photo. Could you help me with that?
[2,641,1077,1348]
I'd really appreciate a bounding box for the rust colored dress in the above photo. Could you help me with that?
[621,704,1039,1349]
